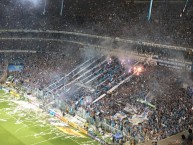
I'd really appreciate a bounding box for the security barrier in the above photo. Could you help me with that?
[48,109,88,135]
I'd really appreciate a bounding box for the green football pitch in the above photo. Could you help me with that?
[0,91,99,145]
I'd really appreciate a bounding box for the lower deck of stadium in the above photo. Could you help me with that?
[0,50,192,145]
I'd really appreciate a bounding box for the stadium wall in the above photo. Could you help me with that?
[47,110,106,144]
[48,109,88,135]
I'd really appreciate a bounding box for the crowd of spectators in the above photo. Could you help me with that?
[41,53,192,144]
[0,1,192,47]
[0,46,82,89]
[87,65,192,143]
[0,49,192,145]
[0,1,193,145]
[0,40,192,144]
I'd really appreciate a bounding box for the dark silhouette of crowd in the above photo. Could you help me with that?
[0,1,192,48]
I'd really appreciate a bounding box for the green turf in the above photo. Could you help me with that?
[0,91,99,145]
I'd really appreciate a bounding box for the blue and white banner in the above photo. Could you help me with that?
[8,64,24,72]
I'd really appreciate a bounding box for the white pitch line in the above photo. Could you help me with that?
[30,134,67,145]
[81,140,96,145]
[68,137,82,145]
[15,124,28,133]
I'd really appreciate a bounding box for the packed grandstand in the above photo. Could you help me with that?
[0,40,192,145]
[0,0,193,145]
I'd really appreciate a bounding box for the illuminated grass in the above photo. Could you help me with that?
[0,91,99,145]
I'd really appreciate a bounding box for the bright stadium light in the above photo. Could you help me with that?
[28,0,39,6]
[21,0,41,7]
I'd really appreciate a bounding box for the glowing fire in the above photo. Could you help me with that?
[137,67,142,72]
[133,66,143,74]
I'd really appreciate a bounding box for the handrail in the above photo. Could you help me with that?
[0,29,191,51]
